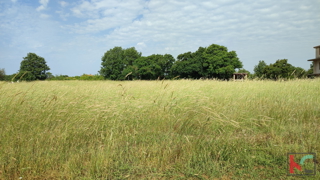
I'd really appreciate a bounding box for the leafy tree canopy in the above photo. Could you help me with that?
[253,60,267,78]
[99,47,142,80]
[132,54,175,80]
[0,68,5,81]
[100,44,245,80]
[237,68,250,74]
[263,59,295,80]
[18,53,50,81]
[307,63,313,76]
[99,46,175,80]
[172,44,243,79]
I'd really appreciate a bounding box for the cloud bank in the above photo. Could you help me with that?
[1,0,319,76]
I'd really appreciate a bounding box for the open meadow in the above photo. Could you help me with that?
[0,79,319,179]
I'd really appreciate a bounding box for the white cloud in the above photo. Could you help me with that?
[11,0,17,3]
[56,10,69,20]
[40,13,50,19]
[36,0,49,11]
[136,42,146,51]
[59,1,68,8]
[1,0,319,76]
[71,8,83,17]
[137,42,146,47]
[69,0,146,33]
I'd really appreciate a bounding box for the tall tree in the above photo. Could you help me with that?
[99,47,142,80]
[122,47,142,80]
[307,63,313,76]
[132,54,175,80]
[99,47,124,80]
[171,52,198,78]
[19,53,50,81]
[253,60,267,78]
[133,56,157,79]
[204,45,242,79]
[172,50,206,78]
[291,67,307,78]
[263,59,295,80]
[123,47,142,67]
[172,44,242,79]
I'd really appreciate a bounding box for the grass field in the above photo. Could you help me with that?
[0,79,319,179]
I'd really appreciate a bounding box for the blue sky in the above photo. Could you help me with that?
[1,0,319,76]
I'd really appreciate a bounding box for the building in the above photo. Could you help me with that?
[233,73,247,81]
[307,45,320,77]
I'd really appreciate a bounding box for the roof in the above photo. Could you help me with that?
[307,58,320,61]
[314,45,320,48]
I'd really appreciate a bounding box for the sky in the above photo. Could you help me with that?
[1,0,319,76]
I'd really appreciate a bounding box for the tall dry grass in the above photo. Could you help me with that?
[0,79,319,179]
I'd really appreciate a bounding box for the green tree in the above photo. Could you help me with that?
[46,72,54,79]
[254,60,267,78]
[99,47,142,80]
[123,47,142,67]
[99,47,124,80]
[204,44,243,79]
[171,52,197,78]
[122,47,142,80]
[171,50,208,79]
[0,68,5,81]
[263,59,295,80]
[4,74,15,81]
[134,56,156,79]
[158,54,175,78]
[237,68,250,74]
[172,44,242,79]
[131,54,174,80]
[307,63,313,76]
[292,67,307,78]
[18,53,50,81]
[145,54,175,79]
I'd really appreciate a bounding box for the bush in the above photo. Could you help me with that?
[0,68,5,81]
[15,71,37,81]
[47,74,105,81]
[47,75,70,80]
[79,74,104,80]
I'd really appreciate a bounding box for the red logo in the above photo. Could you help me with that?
[288,153,316,176]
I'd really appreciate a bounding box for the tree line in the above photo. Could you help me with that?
[99,44,244,80]
[0,43,314,82]
[253,59,313,80]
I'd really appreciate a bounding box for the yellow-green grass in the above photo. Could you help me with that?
[0,79,319,179]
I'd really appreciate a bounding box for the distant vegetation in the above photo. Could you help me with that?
[0,68,5,81]
[17,53,50,81]
[254,59,313,80]
[47,74,104,81]
[99,44,243,80]
[0,43,314,81]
